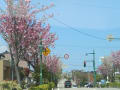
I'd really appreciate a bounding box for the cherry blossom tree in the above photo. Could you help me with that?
[98,56,114,81]
[0,0,56,86]
[42,55,62,83]
[43,55,62,74]
[111,51,120,72]
[98,50,120,82]
[31,55,62,85]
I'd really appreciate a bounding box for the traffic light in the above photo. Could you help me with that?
[84,61,86,67]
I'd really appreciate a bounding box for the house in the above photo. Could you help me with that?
[0,51,11,81]
[0,51,29,81]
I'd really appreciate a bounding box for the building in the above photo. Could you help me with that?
[0,51,11,81]
[0,51,31,82]
[0,60,11,81]
[72,70,94,85]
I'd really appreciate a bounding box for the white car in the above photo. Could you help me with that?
[73,85,77,88]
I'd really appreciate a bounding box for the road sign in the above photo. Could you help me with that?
[43,48,50,56]
[107,35,114,42]
[101,80,106,84]
[64,54,69,59]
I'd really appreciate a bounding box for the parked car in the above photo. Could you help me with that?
[84,83,93,88]
[72,84,77,88]
[64,81,72,88]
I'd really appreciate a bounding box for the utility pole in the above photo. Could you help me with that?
[86,50,96,87]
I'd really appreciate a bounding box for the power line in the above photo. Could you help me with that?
[54,45,120,49]
[53,18,106,41]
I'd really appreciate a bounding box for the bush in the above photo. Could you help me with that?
[101,84,106,88]
[29,84,49,90]
[48,82,55,90]
[29,82,55,90]
[109,82,120,88]
[49,82,55,88]
[0,81,22,90]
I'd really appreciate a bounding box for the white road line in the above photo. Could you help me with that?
[58,84,59,90]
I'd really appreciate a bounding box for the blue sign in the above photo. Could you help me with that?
[101,80,106,84]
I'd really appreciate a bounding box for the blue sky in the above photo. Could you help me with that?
[1,0,120,72]
[48,0,120,72]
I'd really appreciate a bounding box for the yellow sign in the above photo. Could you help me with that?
[43,48,50,56]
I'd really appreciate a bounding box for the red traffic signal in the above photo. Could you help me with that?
[84,61,86,67]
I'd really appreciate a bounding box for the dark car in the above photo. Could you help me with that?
[64,81,72,88]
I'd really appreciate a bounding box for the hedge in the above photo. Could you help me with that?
[109,82,120,88]
[0,81,22,90]
[96,82,120,88]
[29,82,55,90]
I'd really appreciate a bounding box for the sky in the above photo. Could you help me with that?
[0,0,120,72]
[47,0,120,72]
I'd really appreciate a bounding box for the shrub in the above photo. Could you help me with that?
[29,84,49,90]
[29,82,55,90]
[101,84,106,88]
[0,81,22,90]
[109,82,120,88]
[49,82,55,88]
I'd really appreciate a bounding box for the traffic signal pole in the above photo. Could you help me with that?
[93,50,96,87]
[85,50,96,87]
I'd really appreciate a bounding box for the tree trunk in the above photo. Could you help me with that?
[14,60,21,83]
[9,46,21,86]
[9,46,14,81]
[14,53,21,86]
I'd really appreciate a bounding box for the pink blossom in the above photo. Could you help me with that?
[0,0,57,71]
[25,0,31,2]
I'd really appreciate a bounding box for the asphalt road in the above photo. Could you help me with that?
[55,88,120,90]
[55,79,120,90]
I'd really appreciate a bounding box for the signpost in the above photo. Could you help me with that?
[43,48,51,56]
[40,47,50,85]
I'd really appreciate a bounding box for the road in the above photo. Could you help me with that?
[55,79,120,90]
[24,87,120,90]
[55,88,120,90]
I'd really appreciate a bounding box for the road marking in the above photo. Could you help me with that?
[57,84,59,90]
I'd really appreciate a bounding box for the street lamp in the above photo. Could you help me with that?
[85,50,96,87]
